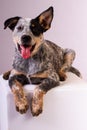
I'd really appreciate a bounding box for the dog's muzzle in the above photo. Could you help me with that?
[17,35,36,59]
[21,35,32,47]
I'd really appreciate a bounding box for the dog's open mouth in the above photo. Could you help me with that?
[18,43,36,59]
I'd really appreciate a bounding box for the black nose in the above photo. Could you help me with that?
[21,35,31,44]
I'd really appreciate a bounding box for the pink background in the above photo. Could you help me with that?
[0,0,87,80]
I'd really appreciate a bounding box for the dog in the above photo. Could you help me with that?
[3,7,81,116]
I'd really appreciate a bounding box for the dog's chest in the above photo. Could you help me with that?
[28,58,41,75]
[13,42,64,75]
[13,51,42,75]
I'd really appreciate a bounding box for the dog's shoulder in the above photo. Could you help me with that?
[45,40,63,54]
[44,40,64,71]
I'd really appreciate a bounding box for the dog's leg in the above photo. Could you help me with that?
[30,70,60,116]
[9,74,29,114]
[3,70,11,80]
[59,49,75,81]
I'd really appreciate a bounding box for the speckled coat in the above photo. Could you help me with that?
[3,7,81,116]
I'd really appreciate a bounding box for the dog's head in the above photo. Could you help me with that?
[4,7,54,59]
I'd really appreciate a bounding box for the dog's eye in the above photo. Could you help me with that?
[31,24,35,28]
[17,26,24,31]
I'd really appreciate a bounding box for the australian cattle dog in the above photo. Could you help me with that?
[3,7,81,116]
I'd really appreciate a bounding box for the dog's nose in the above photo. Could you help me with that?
[21,35,31,44]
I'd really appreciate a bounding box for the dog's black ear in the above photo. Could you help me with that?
[4,16,21,31]
[38,6,54,30]
[30,7,54,36]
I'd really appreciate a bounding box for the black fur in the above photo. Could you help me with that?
[30,77,46,84]
[39,78,59,92]
[4,16,21,30]
[30,18,47,36]
[9,74,29,88]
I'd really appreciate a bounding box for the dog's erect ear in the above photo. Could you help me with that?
[4,16,21,31]
[30,7,54,36]
[38,6,54,30]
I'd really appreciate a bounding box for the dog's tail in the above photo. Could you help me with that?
[69,66,82,78]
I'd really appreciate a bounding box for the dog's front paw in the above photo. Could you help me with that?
[31,97,43,116]
[59,71,67,81]
[15,96,29,114]
[3,70,11,80]
[31,87,45,116]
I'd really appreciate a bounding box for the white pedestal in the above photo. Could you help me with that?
[0,73,87,130]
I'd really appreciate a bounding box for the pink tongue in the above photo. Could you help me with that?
[20,46,31,59]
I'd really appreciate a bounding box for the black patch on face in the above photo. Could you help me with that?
[30,18,47,36]
[9,74,30,88]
